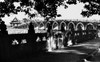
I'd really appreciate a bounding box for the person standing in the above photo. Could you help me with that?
[27,22,36,52]
[0,21,8,35]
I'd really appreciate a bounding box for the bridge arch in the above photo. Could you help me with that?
[68,22,75,31]
[39,22,44,28]
[86,23,95,30]
[45,21,50,27]
[76,22,85,30]
[52,21,59,30]
[60,21,67,30]
[45,21,52,31]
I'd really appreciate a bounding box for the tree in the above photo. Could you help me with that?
[65,0,100,17]
[0,0,65,20]
[0,0,35,19]
[0,0,19,18]
[34,0,64,19]
[30,0,100,18]
[0,0,100,20]
[79,0,100,17]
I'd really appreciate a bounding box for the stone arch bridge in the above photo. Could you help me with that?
[32,20,98,31]
[31,20,99,49]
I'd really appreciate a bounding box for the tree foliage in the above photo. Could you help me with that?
[0,0,34,18]
[0,0,100,19]
[0,2,15,17]
[79,0,100,17]
[34,0,64,18]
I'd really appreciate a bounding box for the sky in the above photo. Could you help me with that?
[0,0,4,2]
[1,0,100,25]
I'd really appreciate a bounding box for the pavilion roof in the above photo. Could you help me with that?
[10,17,21,24]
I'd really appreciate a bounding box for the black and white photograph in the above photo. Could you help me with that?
[0,0,100,62]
